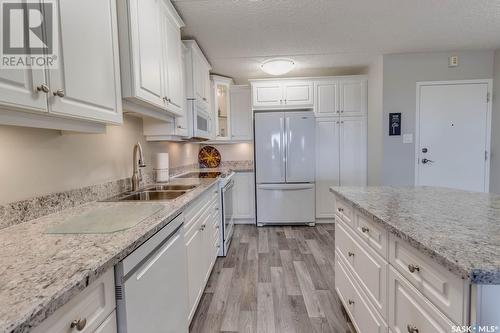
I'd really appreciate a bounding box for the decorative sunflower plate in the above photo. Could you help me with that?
[199,146,221,168]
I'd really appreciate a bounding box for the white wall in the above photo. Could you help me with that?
[367,56,384,185]
[0,115,199,204]
[490,50,500,193]
[201,143,253,161]
[382,50,495,186]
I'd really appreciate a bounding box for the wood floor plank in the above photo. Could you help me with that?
[190,225,349,333]
[257,282,275,333]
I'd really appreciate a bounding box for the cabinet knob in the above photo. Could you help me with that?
[341,110,344,113]
[200,224,206,231]
[53,89,65,97]
[284,99,287,103]
[336,110,340,113]
[361,226,369,233]
[348,299,355,305]
[70,318,87,331]
[36,84,50,93]
[216,225,220,229]
[337,207,344,212]
[280,99,283,104]
[202,97,207,101]
[348,251,355,257]
[408,264,420,273]
[407,324,419,333]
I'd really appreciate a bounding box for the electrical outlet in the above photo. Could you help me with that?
[448,55,459,68]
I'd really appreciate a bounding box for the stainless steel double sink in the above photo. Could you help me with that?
[103,184,197,202]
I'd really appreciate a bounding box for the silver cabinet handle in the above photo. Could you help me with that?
[36,84,49,93]
[361,226,369,233]
[70,318,87,331]
[348,251,355,257]
[53,89,65,97]
[408,264,420,273]
[348,299,355,305]
[407,324,419,333]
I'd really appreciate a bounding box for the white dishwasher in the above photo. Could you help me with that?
[115,213,188,333]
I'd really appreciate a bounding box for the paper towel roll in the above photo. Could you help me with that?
[154,153,169,170]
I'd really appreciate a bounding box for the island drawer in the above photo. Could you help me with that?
[32,269,115,333]
[335,252,388,333]
[389,266,455,332]
[335,196,354,227]
[335,220,388,319]
[389,234,466,324]
[354,211,388,259]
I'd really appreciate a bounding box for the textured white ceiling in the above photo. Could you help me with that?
[173,0,500,83]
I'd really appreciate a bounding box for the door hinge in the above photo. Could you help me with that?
[487,92,490,103]
[485,150,488,161]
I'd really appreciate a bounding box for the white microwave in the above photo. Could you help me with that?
[187,100,211,140]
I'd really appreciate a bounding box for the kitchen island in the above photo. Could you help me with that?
[330,186,500,333]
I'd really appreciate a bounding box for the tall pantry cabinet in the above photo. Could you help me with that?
[315,77,367,219]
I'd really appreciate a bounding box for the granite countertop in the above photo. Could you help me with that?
[330,186,500,284]
[0,177,220,333]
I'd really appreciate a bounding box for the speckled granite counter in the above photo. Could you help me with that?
[0,177,219,333]
[330,186,500,285]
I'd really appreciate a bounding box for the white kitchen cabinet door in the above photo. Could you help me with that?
[48,0,122,124]
[161,2,183,115]
[233,172,255,220]
[0,69,47,113]
[194,52,211,108]
[283,81,313,107]
[316,81,339,115]
[94,311,117,333]
[340,117,367,186]
[316,118,340,218]
[185,222,205,321]
[230,85,253,140]
[123,0,165,109]
[340,80,367,117]
[252,81,283,107]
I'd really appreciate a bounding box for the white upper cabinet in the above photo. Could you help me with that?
[0,69,47,113]
[184,40,211,110]
[251,80,313,109]
[341,79,367,117]
[0,0,122,132]
[48,0,122,124]
[211,75,233,140]
[118,0,184,120]
[315,81,339,115]
[230,85,253,141]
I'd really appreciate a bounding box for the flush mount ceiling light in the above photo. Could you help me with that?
[260,58,295,76]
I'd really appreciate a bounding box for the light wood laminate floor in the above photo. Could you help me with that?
[189,224,351,333]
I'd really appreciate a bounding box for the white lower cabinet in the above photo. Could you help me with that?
[233,171,255,222]
[32,269,116,333]
[184,184,221,322]
[334,195,468,333]
[389,266,454,333]
[95,311,117,333]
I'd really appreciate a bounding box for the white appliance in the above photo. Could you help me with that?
[115,214,188,333]
[255,111,315,226]
[188,100,212,140]
[219,172,235,256]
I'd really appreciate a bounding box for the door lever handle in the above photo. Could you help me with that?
[421,158,434,164]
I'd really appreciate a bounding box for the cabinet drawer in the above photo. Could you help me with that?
[389,266,454,332]
[389,235,466,324]
[33,269,115,333]
[354,212,388,259]
[335,253,388,333]
[335,197,354,227]
[336,221,387,319]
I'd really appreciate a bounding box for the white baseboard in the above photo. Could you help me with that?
[316,218,335,224]
[234,218,256,225]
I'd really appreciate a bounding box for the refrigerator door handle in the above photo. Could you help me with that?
[285,116,290,182]
[280,116,286,181]
[257,184,314,190]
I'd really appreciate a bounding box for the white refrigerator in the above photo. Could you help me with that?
[255,111,315,226]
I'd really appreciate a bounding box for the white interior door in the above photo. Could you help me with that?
[285,112,315,182]
[316,118,340,218]
[416,81,491,192]
[255,112,285,183]
[340,117,367,186]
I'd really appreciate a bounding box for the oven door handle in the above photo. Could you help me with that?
[222,180,235,192]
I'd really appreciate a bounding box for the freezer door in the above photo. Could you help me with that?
[285,112,315,182]
[257,183,315,224]
[255,112,286,183]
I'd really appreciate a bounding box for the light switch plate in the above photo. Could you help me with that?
[403,133,413,144]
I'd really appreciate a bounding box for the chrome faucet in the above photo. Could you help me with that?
[131,142,146,191]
